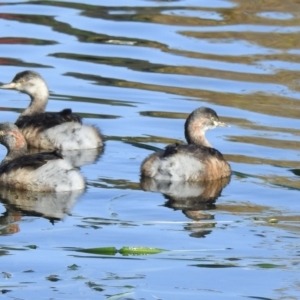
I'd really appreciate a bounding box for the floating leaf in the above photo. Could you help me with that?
[254,263,283,269]
[77,246,166,256]
[78,247,118,255]
[119,247,166,255]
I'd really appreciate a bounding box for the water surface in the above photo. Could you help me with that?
[0,0,300,299]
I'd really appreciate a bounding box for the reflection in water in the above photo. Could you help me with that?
[141,177,230,237]
[1,0,300,297]
[0,187,84,234]
[141,176,230,208]
[60,148,104,167]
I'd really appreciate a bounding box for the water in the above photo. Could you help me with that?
[0,0,300,299]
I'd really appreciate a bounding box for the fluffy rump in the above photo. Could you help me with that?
[141,151,206,181]
[0,158,85,192]
[141,144,231,181]
[20,122,103,150]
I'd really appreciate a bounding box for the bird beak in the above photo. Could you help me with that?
[0,82,17,89]
[215,120,229,127]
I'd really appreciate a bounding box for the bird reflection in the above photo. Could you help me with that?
[0,187,85,234]
[141,177,230,238]
[27,147,104,168]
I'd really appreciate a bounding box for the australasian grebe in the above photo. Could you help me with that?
[0,70,103,150]
[0,122,85,192]
[141,107,231,181]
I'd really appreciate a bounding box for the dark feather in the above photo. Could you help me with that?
[163,143,180,157]
[0,150,63,174]
[16,109,82,132]
[12,70,36,82]
[163,143,225,160]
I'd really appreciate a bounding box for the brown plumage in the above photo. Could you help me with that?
[0,70,103,150]
[141,107,231,181]
[0,122,85,192]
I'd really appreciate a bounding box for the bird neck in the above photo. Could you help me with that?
[20,87,49,117]
[2,147,27,165]
[185,121,212,147]
[187,133,212,147]
[1,131,27,165]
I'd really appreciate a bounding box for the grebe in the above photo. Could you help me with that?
[27,147,104,168]
[141,107,231,181]
[0,70,103,150]
[0,122,85,192]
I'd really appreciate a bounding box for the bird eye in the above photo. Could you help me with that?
[211,117,218,125]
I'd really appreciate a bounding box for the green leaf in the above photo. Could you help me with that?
[254,263,282,269]
[77,246,167,256]
[119,247,166,255]
[78,247,118,255]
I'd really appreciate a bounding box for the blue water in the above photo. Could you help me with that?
[0,0,300,299]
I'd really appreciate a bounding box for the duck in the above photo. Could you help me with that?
[0,122,85,192]
[141,107,231,181]
[0,70,103,150]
